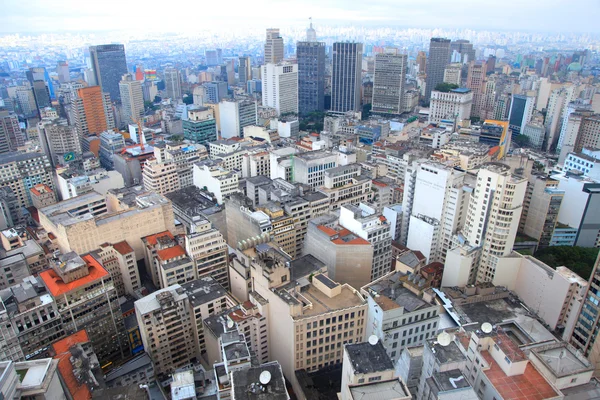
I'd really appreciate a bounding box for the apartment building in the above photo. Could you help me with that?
[0,152,54,209]
[184,218,229,289]
[317,164,372,211]
[94,240,140,296]
[193,162,240,204]
[519,174,564,247]
[142,158,180,195]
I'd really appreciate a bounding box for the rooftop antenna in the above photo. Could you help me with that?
[481,322,493,334]
[259,370,272,385]
[368,335,379,345]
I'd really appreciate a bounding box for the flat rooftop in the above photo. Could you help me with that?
[182,277,228,307]
[532,343,593,378]
[346,341,394,374]
[281,282,364,319]
[15,358,52,388]
[290,254,326,281]
[427,340,466,365]
[427,369,471,393]
[481,350,559,400]
[349,378,410,400]
[231,361,289,400]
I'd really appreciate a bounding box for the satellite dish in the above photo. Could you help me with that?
[481,322,493,334]
[259,370,272,385]
[437,332,452,347]
[368,335,379,345]
[227,319,234,329]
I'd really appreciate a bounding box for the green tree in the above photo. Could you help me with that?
[182,94,193,105]
[534,246,599,279]
[513,134,530,147]
[434,83,459,92]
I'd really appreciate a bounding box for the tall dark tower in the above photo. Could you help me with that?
[424,38,451,103]
[297,41,326,115]
[89,44,128,103]
[331,42,363,113]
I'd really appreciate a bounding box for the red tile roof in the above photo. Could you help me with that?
[52,330,92,400]
[481,351,559,400]
[372,180,388,188]
[112,241,134,255]
[156,245,185,261]
[40,255,109,297]
[489,146,500,156]
[30,184,52,196]
[142,231,174,246]
[317,225,338,237]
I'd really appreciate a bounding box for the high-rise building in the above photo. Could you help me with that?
[262,63,298,115]
[466,60,487,118]
[15,86,37,117]
[218,99,257,138]
[443,63,462,86]
[371,50,407,115]
[99,131,125,170]
[508,94,535,136]
[264,29,284,64]
[416,51,427,75]
[449,39,475,64]
[205,49,222,66]
[424,38,451,103]
[297,41,326,115]
[182,108,217,145]
[37,118,81,166]
[56,61,70,83]
[26,67,54,100]
[164,67,182,101]
[31,80,51,110]
[118,73,144,125]
[0,152,54,209]
[331,42,363,113]
[89,44,128,103]
[306,18,317,42]
[238,57,251,88]
[70,86,115,139]
[142,159,180,196]
[0,111,24,154]
[201,81,229,104]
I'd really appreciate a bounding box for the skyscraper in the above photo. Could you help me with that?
[0,111,24,154]
[264,29,284,64]
[56,61,70,83]
[424,38,451,103]
[466,60,487,118]
[163,67,182,100]
[450,39,476,64]
[306,18,317,42]
[31,80,51,110]
[238,56,251,88]
[508,94,535,136]
[297,41,326,115]
[119,73,144,125]
[331,42,363,113]
[89,44,128,103]
[371,50,407,115]
[262,63,298,115]
[70,86,115,139]
[416,51,427,75]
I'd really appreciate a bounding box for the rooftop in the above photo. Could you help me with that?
[532,343,593,378]
[345,341,394,374]
[280,281,364,319]
[349,378,410,400]
[181,277,228,307]
[363,271,431,312]
[231,361,289,400]
[40,255,109,296]
[427,339,466,365]
[289,254,326,281]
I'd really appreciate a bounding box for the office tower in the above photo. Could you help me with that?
[508,94,535,136]
[297,41,326,115]
[182,108,217,145]
[89,44,128,102]
[205,49,222,66]
[306,18,317,42]
[218,99,257,138]
[522,122,546,149]
[56,61,70,83]
[39,252,127,364]
[466,60,487,118]
[289,150,338,187]
[264,28,284,64]
[519,174,563,247]
[202,81,229,103]
[118,73,144,125]
[26,67,54,100]
[557,103,593,160]
[134,64,144,81]
[487,55,497,73]
[238,56,251,88]
[37,118,81,166]
[261,63,298,115]
[449,39,475,64]
[371,50,407,115]
[424,38,451,103]
[0,111,24,154]
[32,80,51,110]
[71,86,115,139]
[429,88,473,124]
[331,42,363,113]
[15,86,37,117]
[0,152,54,208]
[464,164,527,283]
[416,51,427,75]
[443,63,462,85]
[164,67,182,100]
[404,162,470,264]
[98,131,125,169]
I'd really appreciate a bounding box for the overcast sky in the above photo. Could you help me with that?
[2,0,599,34]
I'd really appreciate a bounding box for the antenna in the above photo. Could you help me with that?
[437,332,452,347]
[368,335,379,345]
[481,322,493,334]
[259,370,272,385]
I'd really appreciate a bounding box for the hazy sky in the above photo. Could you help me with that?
[2,0,599,34]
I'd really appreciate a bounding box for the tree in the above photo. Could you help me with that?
[144,101,156,111]
[513,134,530,147]
[534,246,599,280]
[182,94,193,105]
[434,83,459,93]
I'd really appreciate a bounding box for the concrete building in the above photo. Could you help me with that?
[297,41,326,115]
[70,86,115,140]
[465,61,486,118]
[193,162,239,204]
[361,270,440,363]
[238,56,251,88]
[443,63,462,86]
[424,38,451,103]
[371,50,407,116]
[29,184,56,210]
[38,190,176,259]
[119,73,144,125]
[291,150,338,188]
[264,28,284,64]
[450,39,475,64]
[0,152,54,209]
[142,158,180,196]
[331,42,363,113]
[262,63,298,116]
[0,111,24,154]
[37,117,81,167]
[429,88,473,125]
[563,148,600,180]
[164,67,182,101]
[89,44,128,103]
[317,163,372,211]
[183,108,217,145]
[94,240,140,297]
[39,252,127,364]
[98,130,125,170]
[218,99,257,139]
[184,218,229,289]
[522,122,546,150]
[519,174,564,247]
[508,94,535,135]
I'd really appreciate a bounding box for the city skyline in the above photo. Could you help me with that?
[2,0,600,34]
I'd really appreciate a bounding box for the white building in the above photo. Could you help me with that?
[563,148,600,180]
[193,163,239,204]
[262,63,298,115]
[119,73,144,125]
[218,99,257,139]
[429,88,473,125]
